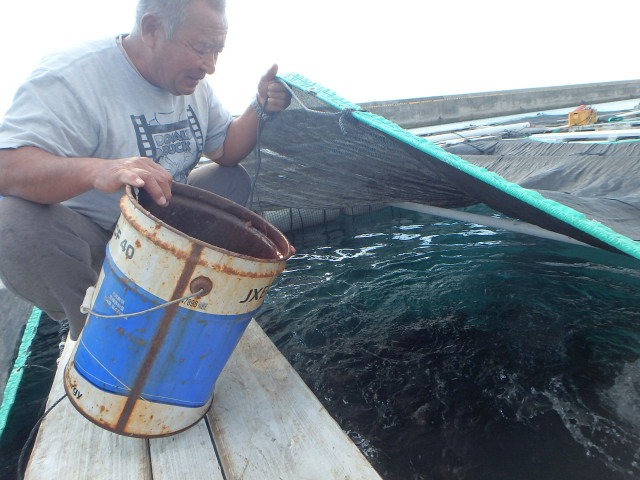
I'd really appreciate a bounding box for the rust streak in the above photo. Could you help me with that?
[115,242,203,433]
[126,217,191,261]
[214,261,285,279]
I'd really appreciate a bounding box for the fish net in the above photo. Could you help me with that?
[242,73,640,259]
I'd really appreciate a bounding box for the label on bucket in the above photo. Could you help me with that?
[73,249,260,407]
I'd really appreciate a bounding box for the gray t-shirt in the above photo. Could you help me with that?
[0,36,233,230]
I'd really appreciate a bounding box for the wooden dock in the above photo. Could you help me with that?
[24,319,383,479]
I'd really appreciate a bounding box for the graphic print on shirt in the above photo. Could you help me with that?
[130,105,204,183]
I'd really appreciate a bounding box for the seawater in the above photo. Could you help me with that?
[258,206,640,480]
[0,314,60,478]
[3,205,640,480]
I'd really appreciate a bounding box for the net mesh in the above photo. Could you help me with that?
[242,73,640,259]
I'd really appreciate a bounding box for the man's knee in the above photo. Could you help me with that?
[0,197,110,338]
[0,198,65,314]
[0,197,50,269]
[0,197,105,267]
[187,163,251,206]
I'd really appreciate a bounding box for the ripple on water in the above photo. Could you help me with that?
[260,207,640,480]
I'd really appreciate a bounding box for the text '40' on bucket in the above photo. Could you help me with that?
[64,183,293,438]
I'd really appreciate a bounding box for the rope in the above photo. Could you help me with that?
[80,288,204,319]
[247,79,357,212]
[16,394,66,480]
[249,94,269,211]
[77,337,138,395]
[277,80,313,113]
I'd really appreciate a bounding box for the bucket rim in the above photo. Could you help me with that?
[123,184,293,264]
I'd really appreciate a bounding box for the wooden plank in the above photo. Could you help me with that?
[149,418,223,480]
[24,340,152,480]
[26,319,382,480]
[208,319,383,480]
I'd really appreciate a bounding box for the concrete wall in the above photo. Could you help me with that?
[359,80,640,129]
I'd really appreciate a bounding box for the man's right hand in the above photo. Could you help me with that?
[92,156,173,206]
[0,146,173,206]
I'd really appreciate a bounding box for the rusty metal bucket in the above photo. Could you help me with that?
[64,183,292,437]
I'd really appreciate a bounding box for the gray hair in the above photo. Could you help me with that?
[134,0,226,39]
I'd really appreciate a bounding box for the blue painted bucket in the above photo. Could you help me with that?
[64,183,292,437]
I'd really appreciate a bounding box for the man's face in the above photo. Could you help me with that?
[150,1,228,96]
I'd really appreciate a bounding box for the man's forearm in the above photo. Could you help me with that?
[0,146,174,206]
[212,106,261,167]
[0,146,97,203]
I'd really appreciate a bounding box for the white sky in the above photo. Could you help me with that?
[1,0,638,116]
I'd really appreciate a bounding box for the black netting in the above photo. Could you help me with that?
[246,85,476,212]
[242,83,640,255]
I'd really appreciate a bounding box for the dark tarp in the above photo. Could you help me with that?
[447,139,640,242]
[244,73,640,259]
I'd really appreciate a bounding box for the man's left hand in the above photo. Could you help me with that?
[257,64,291,113]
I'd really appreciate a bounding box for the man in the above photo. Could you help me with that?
[0,0,291,340]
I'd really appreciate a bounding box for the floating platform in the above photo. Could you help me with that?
[24,319,382,479]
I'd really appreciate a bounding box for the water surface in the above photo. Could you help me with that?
[259,206,640,480]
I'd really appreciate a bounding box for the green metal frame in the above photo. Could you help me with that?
[0,307,42,440]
